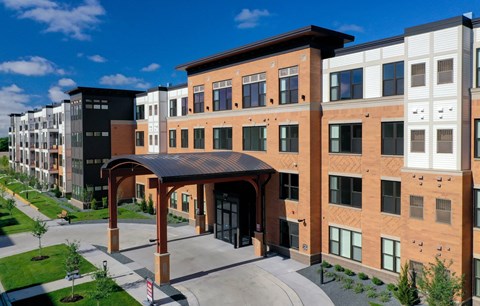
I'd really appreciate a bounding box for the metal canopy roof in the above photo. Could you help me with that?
[102,152,275,183]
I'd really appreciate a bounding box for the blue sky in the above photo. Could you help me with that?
[0,0,478,135]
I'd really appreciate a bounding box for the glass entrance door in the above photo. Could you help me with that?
[215,195,239,245]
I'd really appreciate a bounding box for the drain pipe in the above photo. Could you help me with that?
[261,174,272,258]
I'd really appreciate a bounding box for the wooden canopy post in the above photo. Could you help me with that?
[253,176,265,257]
[195,184,206,234]
[107,170,119,253]
[154,181,170,285]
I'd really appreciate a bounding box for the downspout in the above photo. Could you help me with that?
[261,173,272,258]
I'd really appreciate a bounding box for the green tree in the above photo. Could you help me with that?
[102,197,108,208]
[394,263,419,306]
[147,195,154,215]
[140,198,147,212]
[90,266,114,306]
[31,217,48,258]
[0,155,9,170]
[0,137,8,152]
[91,198,98,210]
[417,257,464,306]
[65,240,82,299]
[5,198,16,216]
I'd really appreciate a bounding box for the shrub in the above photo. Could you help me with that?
[386,283,397,292]
[334,264,344,272]
[91,198,98,210]
[140,198,147,212]
[54,185,61,198]
[378,290,391,303]
[344,269,355,276]
[366,289,378,299]
[358,272,368,280]
[321,260,332,268]
[354,282,364,294]
[147,196,154,215]
[342,278,354,290]
[372,277,384,286]
[364,285,375,292]
[102,197,108,208]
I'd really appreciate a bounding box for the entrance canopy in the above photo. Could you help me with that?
[101,151,275,183]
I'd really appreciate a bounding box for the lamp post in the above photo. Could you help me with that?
[102,260,107,277]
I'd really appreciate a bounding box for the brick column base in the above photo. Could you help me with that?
[253,231,265,257]
[154,252,170,285]
[195,214,206,234]
[107,228,119,253]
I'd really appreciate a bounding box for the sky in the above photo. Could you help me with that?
[0,0,478,136]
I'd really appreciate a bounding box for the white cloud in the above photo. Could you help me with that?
[141,63,160,72]
[234,9,270,29]
[48,86,69,102]
[88,54,106,63]
[57,78,76,87]
[335,23,365,33]
[99,73,150,89]
[0,56,63,76]
[0,84,31,136]
[2,0,105,40]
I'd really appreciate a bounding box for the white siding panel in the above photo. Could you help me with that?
[433,27,458,53]
[433,54,457,98]
[329,53,364,69]
[407,102,430,123]
[382,43,404,58]
[407,34,430,57]
[475,28,480,42]
[364,65,381,98]
[432,125,457,170]
[323,59,329,70]
[365,49,381,62]
[407,59,430,100]
[323,74,330,102]
[432,100,457,122]
[407,125,429,169]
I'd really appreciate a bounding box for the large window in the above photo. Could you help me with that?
[136,184,145,199]
[436,198,451,224]
[329,123,362,154]
[475,120,480,158]
[181,129,188,148]
[169,130,176,148]
[194,85,204,113]
[279,66,298,104]
[279,125,298,153]
[194,128,205,149]
[330,68,363,101]
[243,73,266,108]
[279,219,299,249]
[279,173,299,201]
[329,175,362,208]
[181,97,188,116]
[475,259,480,297]
[169,99,177,117]
[243,126,266,151]
[411,63,426,87]
[213,80,232,111]
[136,105,145,120]
[213,127,232,150]
[135,131,144,146]
[182,193,189,212]
[410,130,425,153]
[477,48,480,88]
[383,62,404,96]
[381,180,401,215]
[410,195,424,220]
[475,190,480,228]
[437,129,453,153]
[437,58,453,84]
[329,226,362,262]
[382,238,400,273]
[170,192,177,209]
[382,122,404,155]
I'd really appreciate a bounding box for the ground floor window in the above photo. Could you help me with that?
[182,193,190,213]
[279,219,299,250]
[136,183,145,199]
[170,192,177,209]
[381,238,400,273]
[475,259,480,296]
[329,226,362,262]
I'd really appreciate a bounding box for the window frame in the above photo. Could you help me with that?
[329,123,362,154]
[135,131,144,147]
[381,238,401,273]
[409,195,424,220]
[381,180,401,215]
[194,92,204,113]
[243,126,267,151]
[136,183,145,199]
[213,86,232,111]
[381,121,404,156]
[279,75,298,104]
[329,175,362,208]
[181,129,188,148]
[182,193,189,212]
[410,130,425,153]
[475,120,480,158]
[475,258,480,297]
[436,129,453,154]
[330,68,363,101]
[279,125,299,153]
[411,63,426,87]
[181,97,188,116]
[213,127,232,150]
[329,226,362,262]
[475,189,480,228]
[169,130,176,148]
[169,99,177,117]
[243,79,266,108]
[436,198,451,224]
[136,105,145,120]
[279,219,299,250]
[437,58,453,85]
[279,172,299,201]
[194,128,205,149]
[170,191,177,209]
[383,61,404,96]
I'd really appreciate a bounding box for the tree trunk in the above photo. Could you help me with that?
[38,237,42,257]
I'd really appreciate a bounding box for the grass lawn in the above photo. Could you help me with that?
[0,204,35,236]
[69,207,149,222]
[0,244,96,292]
[12,281,140,306]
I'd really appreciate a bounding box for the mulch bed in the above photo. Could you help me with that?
[31,255,49,261]
[60,294,84,303]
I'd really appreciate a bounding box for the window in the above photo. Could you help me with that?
[329,123,362,154]
[475,259,480,297]
[148,105,152,116]
[194,85,204,113]
[329,226,362,262]
[154,105,158,116]
[437,58,453,84]
[169,130,176,148]
[149,135,152,146]
[410,130,425,153]
[136,105,145,120]
[213,128,232,150]
[382,238,400,273]
[411,63,425,87]
[170,192,177,209]
[330,68,363,101]
[382,122,404,155]
[477,49,480,88]
[181,97,188,116]
[243,73,266,108]
[135,131,144,146]
[181,129,188,148]
[243,126,266,151]
[194,128,205,149]
[182,193,189,212]
[170,99,177,117]
[136,184,145,199]
[381,180,401,215]
[437,129,453,153]
[279,173,299,200]
[154,135,158,146]
[213,80,232,111]
[279,125,298,153]
[410,261,424,279]
[329,176,362,208]
[279,66,298,104]
[475,190,480,228]
[475,120,480,158]
[410,195,424,219]
[383,62,404,96]
[436,198,451,224]
[279,219,299,249]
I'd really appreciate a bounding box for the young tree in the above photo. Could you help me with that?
[417,257,464,306]
[31,217,48,259]
[65,240,82,301]
[140,198,147,213]
[90,266,114,306]
[5,198,16,216]
[147,195,154,215]
[91,198,98,210]
[394,263,419,306]
[102,197,108,209]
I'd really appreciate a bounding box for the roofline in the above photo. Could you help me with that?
[66,86,143,96]
[473,17,480,28]
[335,35,404,56]
[175,25,354,71]
[167,83,188,90]
[405,15,472,36]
